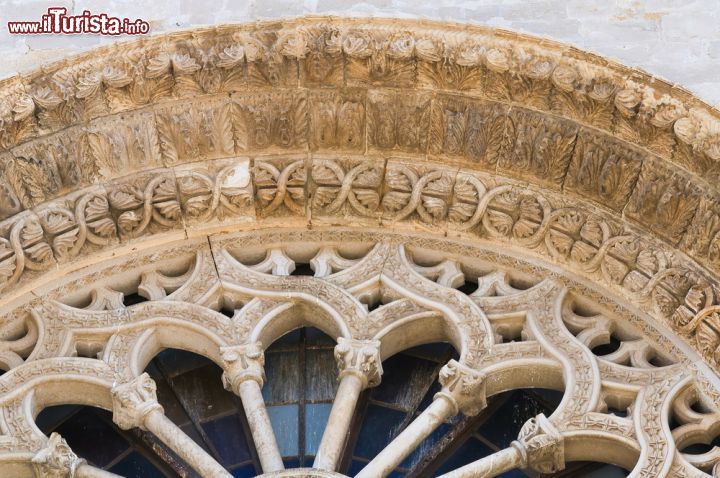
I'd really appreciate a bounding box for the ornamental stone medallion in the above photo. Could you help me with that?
[0,16,720,478]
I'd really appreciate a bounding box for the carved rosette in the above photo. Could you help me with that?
[334,337,383,388]
[220,341,266,392]
[110,372,164,430]
[31,433,84,478]
[435,359,487,416]
[511,414,564,474]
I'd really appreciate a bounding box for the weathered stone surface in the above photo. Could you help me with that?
[0,17,719,478]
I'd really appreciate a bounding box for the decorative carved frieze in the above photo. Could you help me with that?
[253,156,307,218]
[176,158,254,225]
[155,98,235,165]
[309,156,383,222]
[367,90,430,153]
[106,170,181,240]
[0,154,718,372]
[308,89,365,152]
[497,109,578,187]
[233,91,308,153]
[625,160,701,246]
[564,131,644,212]
[429,96,511,167]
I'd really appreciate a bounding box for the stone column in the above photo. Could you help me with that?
[356,360,486,478]
[314,338,383,471]
[221,342,284,473]
[436,414,564,478]
[111,373,231,478]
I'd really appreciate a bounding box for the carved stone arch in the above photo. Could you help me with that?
[1,15,720,478]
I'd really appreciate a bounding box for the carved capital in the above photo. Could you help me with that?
[110,372,163,430]
[511,414,564,474]
[335,337,383,388]
[221,342,266,392]
[435,359,486,416]
[31,433,84,478]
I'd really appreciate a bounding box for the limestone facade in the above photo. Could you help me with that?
[0,17,720,478]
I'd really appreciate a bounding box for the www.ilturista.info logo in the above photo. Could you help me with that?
[8,8,150,35]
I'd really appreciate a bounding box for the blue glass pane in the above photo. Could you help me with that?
[283,457,301,468]
[349,460,404,477]
[108,451,165,478]
[231,463,259,477]
[498,469,529,477]
[35,404,81,431]
[434,437,494,475]
[582,465,628,477]
[146,364,193,426]
[401,422,451,468]
[53,408,130,468]
[169,363,238,420]
[305,349,338,401]
[372,354,438,411]
[305,327,336,346]
[305,403,332,455]
[267,405,299,457]
[403,343,454,362]
[479,391,551,449]
[154,348,210,377]
[348,460,368,475]
[418,379,443,411]
[270,329,302,350]
[354,405,407,459]
[201,414,252,466]
[178,422,214,455]
[531,388,565,404]
[263,352,301,404]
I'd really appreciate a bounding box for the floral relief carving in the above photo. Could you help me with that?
[429,96,511,168]
[497,109,578,187]
[564,132,644,212]
[31,432,85,478]
[82,111,162,180]
[367,90,430,153]
[155,98,235,165]
[334,337,383,388]
[625,161,701,246]
[233,91,308,152]
[308,89,365,152]
[253,156,307,217]
[176,158,254,224]
[309,157,383,220]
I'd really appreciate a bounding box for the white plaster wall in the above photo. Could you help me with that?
[0,0,718,106]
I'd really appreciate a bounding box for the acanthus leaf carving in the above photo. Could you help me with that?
[335,337,383,388]
[435,359,486,416]
[31,433,85,478]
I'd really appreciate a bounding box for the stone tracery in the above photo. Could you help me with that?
[0,230,714,477]
[0,15,720,478]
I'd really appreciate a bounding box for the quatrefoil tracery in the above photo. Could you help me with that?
[0,233,716,478]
